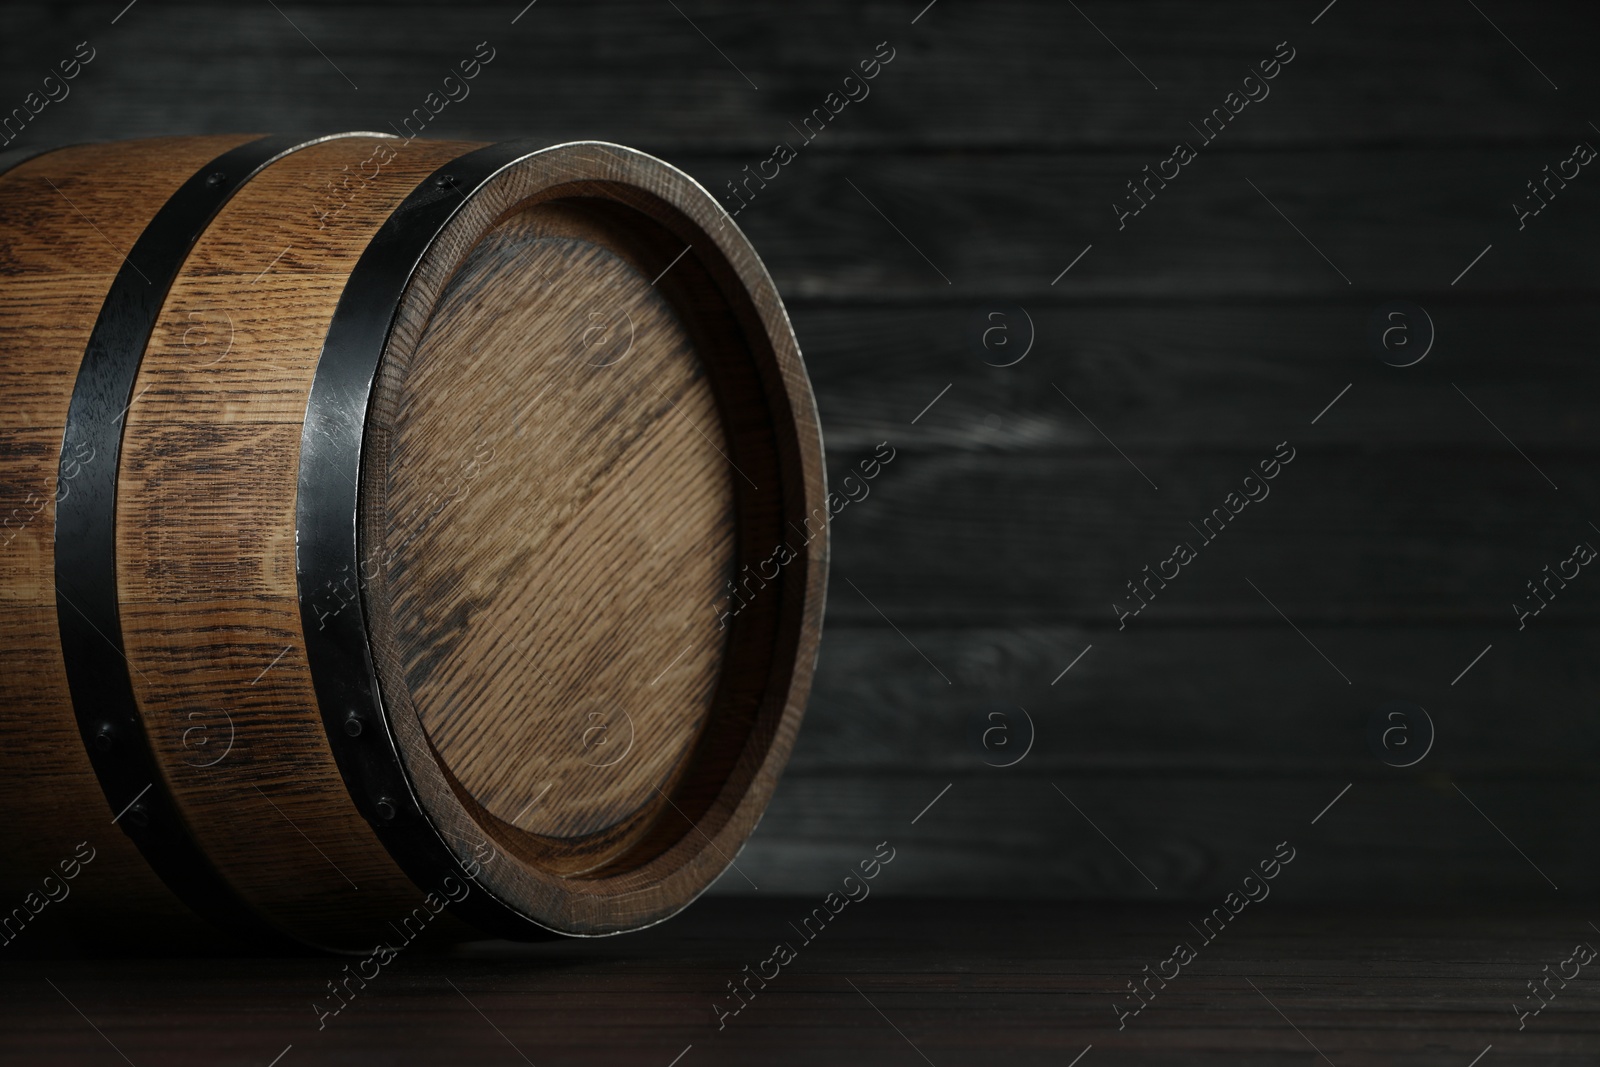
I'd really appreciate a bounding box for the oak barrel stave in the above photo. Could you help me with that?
[0,134,825,951]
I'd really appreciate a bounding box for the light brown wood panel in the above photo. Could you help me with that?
[0,137,252,944]
[382,202,737,860]
[115,134,483,949]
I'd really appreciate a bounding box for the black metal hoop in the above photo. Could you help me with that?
[296,139,572,942]
[54,133,373,949]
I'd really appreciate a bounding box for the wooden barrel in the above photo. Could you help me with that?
[0,134,826,952]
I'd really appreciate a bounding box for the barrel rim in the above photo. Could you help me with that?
[297,138,829,939]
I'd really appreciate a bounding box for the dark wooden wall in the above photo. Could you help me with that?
[4,0,1597,904]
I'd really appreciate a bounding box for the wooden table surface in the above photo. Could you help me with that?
[4,898,1597,1066]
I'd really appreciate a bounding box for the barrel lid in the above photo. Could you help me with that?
[307,141,826,936]
[381,196,738,865]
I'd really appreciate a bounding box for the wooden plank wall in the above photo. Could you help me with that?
[4,0,1596,904]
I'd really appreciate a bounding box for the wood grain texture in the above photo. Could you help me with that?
[0,137,253,944]
[4,1,1596,150]
[2,132,826,945]
[384,201,736,852]
[720,148,1600,301]
[741,619,1600,898]
[113,134,486,950]
[812,450,1594,626]
[793,626,1600,776]
[362,141,828,933]
[5,899,1598,1065]
[737,770,1599,901]
[794,301,1600,452]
